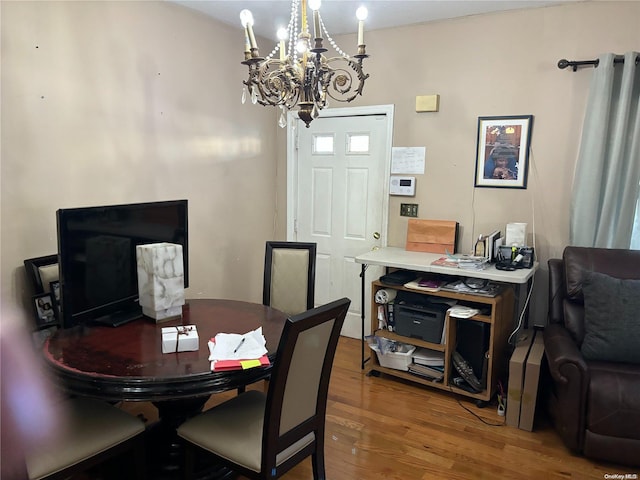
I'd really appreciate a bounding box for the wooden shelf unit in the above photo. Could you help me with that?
[368,280,514,402]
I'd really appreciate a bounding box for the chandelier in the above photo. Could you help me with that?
[240,0,369,128]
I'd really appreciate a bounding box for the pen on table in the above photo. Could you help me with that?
[233,337,245,354]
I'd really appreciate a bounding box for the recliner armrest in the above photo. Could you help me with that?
[543,323,589,385]
[543,323,590,452]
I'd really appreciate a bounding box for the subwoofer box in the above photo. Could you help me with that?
[455,319,490,385]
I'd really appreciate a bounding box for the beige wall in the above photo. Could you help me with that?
[350,1,637,259]
[1,1,279,324]
[2,1,638,328]
[276,1,637,326]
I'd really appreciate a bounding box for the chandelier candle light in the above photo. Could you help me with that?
[240,0,369,128]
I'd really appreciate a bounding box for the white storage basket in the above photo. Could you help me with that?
[369,343,416,371]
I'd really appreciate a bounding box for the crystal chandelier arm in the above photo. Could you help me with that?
[245,60,303,108]
[322,56,369,103]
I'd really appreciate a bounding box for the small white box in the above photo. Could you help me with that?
[162,325,199,353]
[370,343,416,371]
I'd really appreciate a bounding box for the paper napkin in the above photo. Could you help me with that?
[208,327,269,371]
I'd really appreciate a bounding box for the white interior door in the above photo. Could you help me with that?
[287,106,393,338]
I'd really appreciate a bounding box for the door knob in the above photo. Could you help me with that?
[373,232,380,239]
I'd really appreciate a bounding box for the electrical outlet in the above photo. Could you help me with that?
[400,203,418,217]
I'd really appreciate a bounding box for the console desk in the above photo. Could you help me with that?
[355,247,538,371]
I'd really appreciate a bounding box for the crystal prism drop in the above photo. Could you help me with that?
[278,108,287,128]
[251,87,258,105]
[241,86,247,104]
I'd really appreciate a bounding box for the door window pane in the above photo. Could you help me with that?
[313,135,334,154]
[347,134,370,153]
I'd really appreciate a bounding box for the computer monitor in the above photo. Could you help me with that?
[56,199,188,328]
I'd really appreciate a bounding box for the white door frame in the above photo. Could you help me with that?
[286,104,395,245]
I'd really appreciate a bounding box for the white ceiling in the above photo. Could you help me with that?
[172,0,580,40]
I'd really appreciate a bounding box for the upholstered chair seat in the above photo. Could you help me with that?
[178,390,316,472]
[25,397,146,480]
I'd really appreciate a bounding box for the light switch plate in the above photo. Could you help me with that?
[400,204,418,217]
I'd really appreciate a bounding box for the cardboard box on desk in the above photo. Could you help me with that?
[406,219,458,254]
[162,325,199,353]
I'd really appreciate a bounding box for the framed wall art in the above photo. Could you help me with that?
[474,115,533,189]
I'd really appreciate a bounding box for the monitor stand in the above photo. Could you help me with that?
[91,308,143,328]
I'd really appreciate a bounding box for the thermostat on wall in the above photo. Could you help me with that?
[389,176,416,196]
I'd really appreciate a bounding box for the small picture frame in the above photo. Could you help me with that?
[474,115,533,189]
[33,292,58,328]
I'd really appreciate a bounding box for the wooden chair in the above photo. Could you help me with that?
[177,297,350,480]
[5,260,147,480]
[23,255,58,295]
[263,241,316,316]
[238,241,316,395]
[24,398,146,480]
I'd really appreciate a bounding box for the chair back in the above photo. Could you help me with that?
[548,246,640,344]
[263,242,316,316]
[261,297,349,476]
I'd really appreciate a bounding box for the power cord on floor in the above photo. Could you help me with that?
[448,385,506,427]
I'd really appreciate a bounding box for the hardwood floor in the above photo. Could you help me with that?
[120,337,631,479]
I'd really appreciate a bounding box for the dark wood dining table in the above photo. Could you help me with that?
[42,299,288,479]
[43,298,286,402]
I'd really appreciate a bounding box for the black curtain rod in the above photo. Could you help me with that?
[558,55,640,72]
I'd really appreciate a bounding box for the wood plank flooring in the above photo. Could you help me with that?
[120,337,634,479]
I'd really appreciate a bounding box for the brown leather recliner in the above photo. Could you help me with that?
[544,246,640,467]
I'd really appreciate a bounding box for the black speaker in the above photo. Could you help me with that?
[455,319,490,385]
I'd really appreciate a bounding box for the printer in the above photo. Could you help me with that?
[394,292,449,344]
